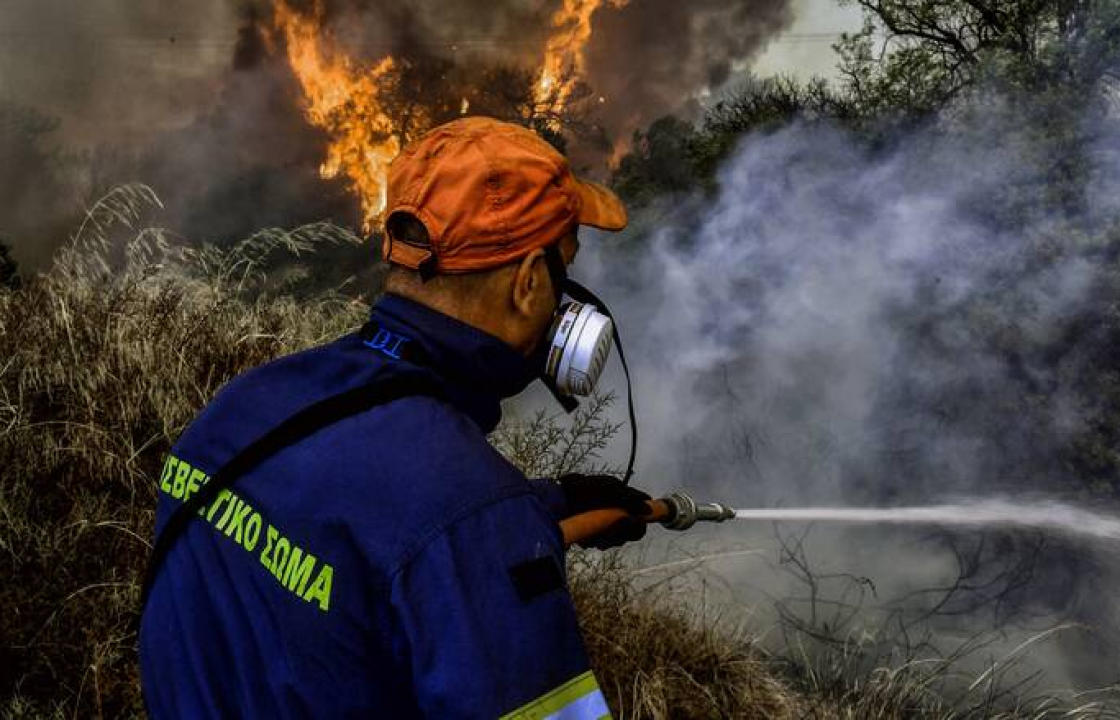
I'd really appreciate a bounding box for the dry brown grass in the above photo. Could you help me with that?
[1,186,366,716]
[569,550,804,719]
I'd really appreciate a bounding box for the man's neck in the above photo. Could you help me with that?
[381,286,529,356]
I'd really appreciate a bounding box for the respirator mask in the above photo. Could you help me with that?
[544,299,614,397]
[540,243,638,481]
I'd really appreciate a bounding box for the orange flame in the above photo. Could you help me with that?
[534,0,628,120]
[272,0,628,229]
[272,0,399,232]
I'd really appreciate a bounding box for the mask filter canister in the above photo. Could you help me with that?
[545,302,614,396]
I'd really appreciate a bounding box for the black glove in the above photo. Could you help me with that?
[557,473,653,550]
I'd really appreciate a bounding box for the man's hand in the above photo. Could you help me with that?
[557,473,652,550]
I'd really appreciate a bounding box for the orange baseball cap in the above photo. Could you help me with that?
[381,116,628,273]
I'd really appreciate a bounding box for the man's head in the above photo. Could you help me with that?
[383,213,579,357]
[379,116,627,358]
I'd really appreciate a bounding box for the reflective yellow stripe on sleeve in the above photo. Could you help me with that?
[500,670,611,720]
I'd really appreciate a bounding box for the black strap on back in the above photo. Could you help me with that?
[138,371,444,612]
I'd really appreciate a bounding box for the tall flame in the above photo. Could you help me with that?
[272,0,627,229]
[534,0,628,120]
[273,0,399,232]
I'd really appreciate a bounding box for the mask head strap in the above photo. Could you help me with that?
[539,242,579,412]
[562,278,638,485]
[543,243,568,306]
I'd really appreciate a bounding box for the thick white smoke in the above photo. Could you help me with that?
[540,114,1120,694]
[581,121,1104,505]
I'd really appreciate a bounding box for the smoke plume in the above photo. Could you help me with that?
[584,0,792,163]
[548,100,1120,693]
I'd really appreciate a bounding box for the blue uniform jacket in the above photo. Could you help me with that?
[139,293,610,719]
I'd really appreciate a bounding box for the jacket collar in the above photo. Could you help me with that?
[366,293,536,433]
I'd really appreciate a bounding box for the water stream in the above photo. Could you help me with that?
[732,499,1120,542]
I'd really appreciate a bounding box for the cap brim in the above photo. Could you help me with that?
[573,177,628,231]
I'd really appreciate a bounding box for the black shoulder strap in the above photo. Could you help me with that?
[138,372,444,612]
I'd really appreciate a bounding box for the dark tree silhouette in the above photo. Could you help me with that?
[0,238,18,289]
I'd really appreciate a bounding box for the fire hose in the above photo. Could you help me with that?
[559,491,736,547]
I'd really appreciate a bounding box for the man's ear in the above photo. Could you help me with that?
[511,248,547,317]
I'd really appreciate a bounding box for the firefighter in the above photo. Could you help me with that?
[139,116,652,718]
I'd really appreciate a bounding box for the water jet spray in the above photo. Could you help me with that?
[559,494,1120,547]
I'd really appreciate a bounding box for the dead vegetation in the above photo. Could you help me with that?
[569,550,805,719]
[1,185,366,716]
[2,186,1117,718]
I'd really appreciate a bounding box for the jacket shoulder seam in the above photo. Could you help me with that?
[387,485,541,580]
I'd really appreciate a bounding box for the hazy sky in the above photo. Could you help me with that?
[0,0,237,146]
[751,0,863,79]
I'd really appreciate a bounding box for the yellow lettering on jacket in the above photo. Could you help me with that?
[156,453,335,613]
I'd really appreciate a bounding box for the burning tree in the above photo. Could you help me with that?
[265,0,618,233]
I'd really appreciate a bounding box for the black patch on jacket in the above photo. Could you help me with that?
[509,556,563,602]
